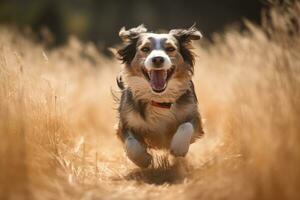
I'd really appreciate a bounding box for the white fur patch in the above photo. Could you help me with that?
[144,50,172,71]
[170,122,194,157]
[125,132,152,168]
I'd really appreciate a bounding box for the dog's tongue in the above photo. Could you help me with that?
[150,70,167,91]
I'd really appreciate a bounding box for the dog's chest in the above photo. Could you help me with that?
[126,104,179,137]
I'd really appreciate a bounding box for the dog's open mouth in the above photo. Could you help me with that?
[142,66,175,93]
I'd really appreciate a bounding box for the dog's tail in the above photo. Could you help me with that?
[116,74,125,90]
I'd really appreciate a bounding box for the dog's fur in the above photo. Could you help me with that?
[115,25,204,168]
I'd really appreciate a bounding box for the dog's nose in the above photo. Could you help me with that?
[152,56,164,67]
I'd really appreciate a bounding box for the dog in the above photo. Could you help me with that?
[115,24,204,168]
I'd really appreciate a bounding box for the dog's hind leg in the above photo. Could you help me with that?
[124,132,152,168]
[170,122,194,157]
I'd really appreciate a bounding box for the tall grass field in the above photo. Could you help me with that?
[0,2,299,200]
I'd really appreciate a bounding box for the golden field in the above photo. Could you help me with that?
[0,2,299,200]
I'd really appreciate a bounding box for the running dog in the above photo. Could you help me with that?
[115,24,204,168]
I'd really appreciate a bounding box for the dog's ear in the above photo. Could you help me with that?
[117,25,147,65]
[119,24,147,42]
[169,24,202,70]
[169,24,202,43]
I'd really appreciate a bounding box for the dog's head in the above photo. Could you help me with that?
[117,24,202,101]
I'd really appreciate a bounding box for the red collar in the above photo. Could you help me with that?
[150,101,173,109]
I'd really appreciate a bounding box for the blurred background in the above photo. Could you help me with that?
[0,0,263,53]
[1,1,300,199]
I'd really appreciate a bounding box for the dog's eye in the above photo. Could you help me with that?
[141,47,150,53]
[166,47,176,52]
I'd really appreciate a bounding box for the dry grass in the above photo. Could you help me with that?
[0,2,300,200]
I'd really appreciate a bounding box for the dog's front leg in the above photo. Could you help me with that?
[170,122,194,157]
[124,131,152,168]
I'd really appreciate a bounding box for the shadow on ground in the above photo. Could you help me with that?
[123,155,193,185]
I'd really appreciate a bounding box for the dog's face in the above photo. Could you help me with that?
[139,33,178,93]
[117,25,201,101]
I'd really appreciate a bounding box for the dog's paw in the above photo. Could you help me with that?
[170,123,194,157]
[125,136,152,168]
